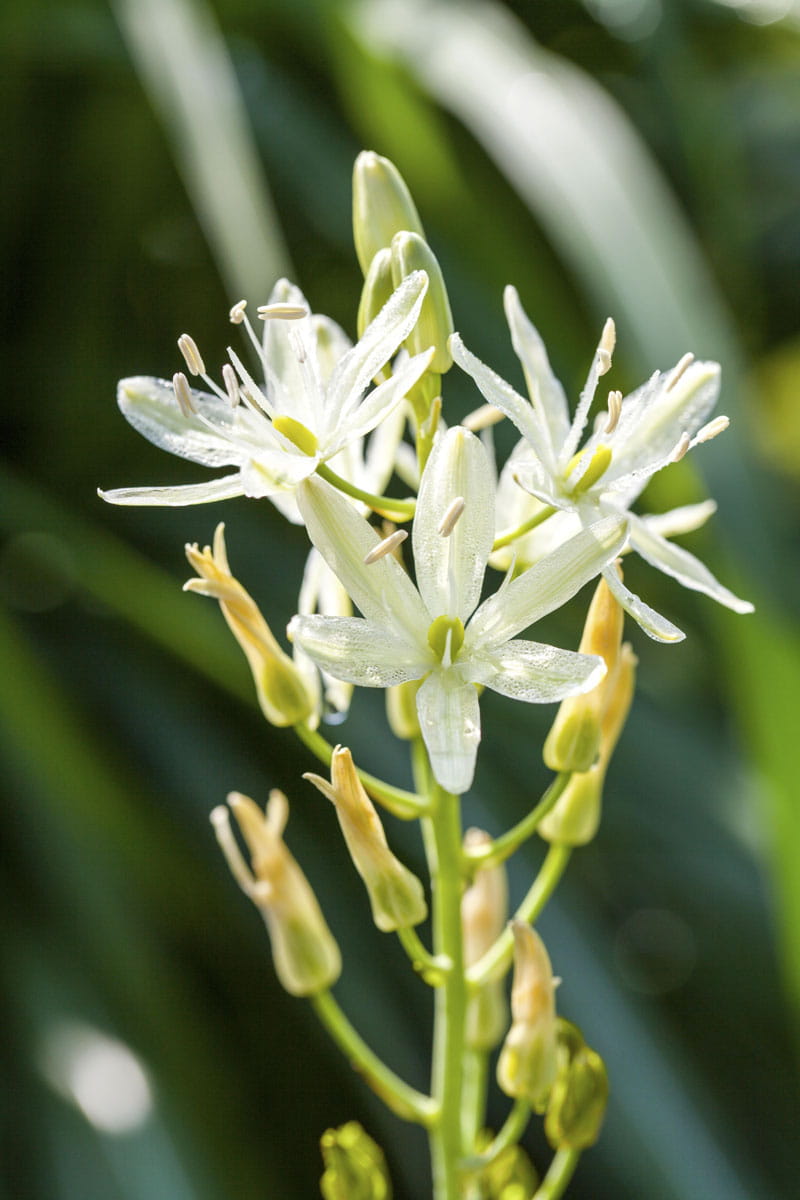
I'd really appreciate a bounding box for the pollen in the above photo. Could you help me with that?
[222,363,240,408]
[696,415,729,443]
[670,431,692,462]
[172,372,196,417]
[437,497,466,537]
[597,318,616,376]
[363,529,408,564]
[666,352,695,392]
[177,333,205,376]
[229,300,248,325]
[462,404,505,432]
[257,303,309,321]
[604,390,623,435]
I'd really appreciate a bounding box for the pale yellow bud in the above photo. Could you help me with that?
[211,790,341,996]
[462,830,508,1050]
[352,151,424,276]
[391,231,454,373]
[496,922,558,1111]
[304,746,427,933]
[184,524,315,728]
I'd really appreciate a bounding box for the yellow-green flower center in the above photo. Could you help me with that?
[564,443,612,496]
[427,615,465,663]
[272,415,319,456]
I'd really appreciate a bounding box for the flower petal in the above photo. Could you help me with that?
[467,516,628,648]
[324,347,433,455]
[287,615,430,687]
[117,377,249,468]
[98,473,245,506]
[413,427,495,622]
[296,476,430,640]
[639,500,717,540]
[629,517,754,614]
[416,671,481,795]
[601,562,685,643]
[469,640,606,703]
[450,333,551,463]
[503,287,569,464]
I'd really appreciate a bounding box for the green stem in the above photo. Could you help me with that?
[492,505,556,551]
[397,924,451,985]
[460,1047,488,1154]
[316,462,416,520]
[294,722,424,818]
[460,1097,530,1174]
[532,1148,582,1200]
[468,844,572,987]
[310,990,436,1127]
[463,774,571,873]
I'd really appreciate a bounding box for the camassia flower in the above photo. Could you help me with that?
[288,427,627,794]
[450,287,753,642]
[99,272,432,512]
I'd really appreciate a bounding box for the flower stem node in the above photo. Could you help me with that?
[462,830,508,1051]
[319,1121,392,1200]
[352,150,425,276]
[390,231,454,374]
[544,1020,609,1151]
[496,922,559,1112]
[304,746,428,933]
[184,524,316,728]
[210,790,341,997]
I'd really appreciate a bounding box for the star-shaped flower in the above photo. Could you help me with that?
[288,427,627,794]
[99,272,432,513]
[451,287,753,641]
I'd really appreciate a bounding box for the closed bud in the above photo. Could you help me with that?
[352,151,425,276]
[211,790,341,996]
[320,1121,392,1200]
[304,746,427,932]
[545,1020,609,1151]
[391,231,454,373]
[543,573,624,773]
[539,642,636,845]
[386,678,421,739]
[473,1133,538,1199]
[462,830,508,1050]
[185,525,315,727]
[496,922,558,1111]
[357,247,395,341]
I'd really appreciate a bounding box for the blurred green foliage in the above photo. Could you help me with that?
[2,0,799,1197]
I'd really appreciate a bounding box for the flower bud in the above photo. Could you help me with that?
[185,524,316,728]
[304,746,427,932]
[496,922,558,1111]
[543,573,624,773]
[352,151,425,276]
[357,247,395,341]
[539,642,636,845]
[545,1020,609,1151]
[211,790,341,996]
[473,1134,538,1199]
[320,1121,391,1200]
[386,679,421,740]
[391,231,454,373]
[462,830,508,1050]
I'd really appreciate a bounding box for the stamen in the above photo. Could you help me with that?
[229,300,248,325]
[172,371,196,417]
[256,303,309,321]
[437,497,465,537]
[695,415,729,443]
[177,333,205,376]
[597,317,616,376]
[222,363,240,408]
[462,404,505,432]
[670,432,691,462]
[605,389,623,435]
[666,352,695,392]
[363,529,408,565]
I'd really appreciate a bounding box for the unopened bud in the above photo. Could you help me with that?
[496,922,558,1112]
[386,678,421,740]
[304,746,427,932]
[391,231,453,373]
[462,830,508,1050]
[352,151,425,276]
[211,790,341,996]
[185,524,315,727]
[357,247,395,341]
[545,1020,609,1151]
[544,574,624,773]
[320,1121,391,1200]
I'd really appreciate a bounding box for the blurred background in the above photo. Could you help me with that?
[2,0,800,1196]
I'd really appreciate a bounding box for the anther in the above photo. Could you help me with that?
[670,432,691,462]
[604,390,623,435]
[177,333,205,376]
[462,404,505,432]
[363,529,408,565]
[597,317,616,376]
[229,300,248,325]
[695,415,729,443]
[222,363,240,408]
[666,352,695,392]
[256,303,308,321]
[173,371,196,417]
[438,497,465,537]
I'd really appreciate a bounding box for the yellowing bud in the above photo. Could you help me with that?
[462,830,508,1050]
[320,1121,391,1200]
[304,746,427,932]
[391,231,454,373]
[352,151,425,276]
[496,922,558,1111]
[386,679,421,740]
[543,573,624,773]
[211,790,341,996]
[545,1020,609,1151]
[184,524,315,728]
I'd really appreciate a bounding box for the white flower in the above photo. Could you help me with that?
[99,272,432,512]
[451,287,753,642]
[288,427,627,794]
